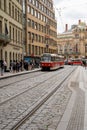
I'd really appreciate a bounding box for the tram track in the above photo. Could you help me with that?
[0,71,45,88]
[0,66,72,89]
[0,66,77,130]
[10,67,76,130]
[0,67,72,106]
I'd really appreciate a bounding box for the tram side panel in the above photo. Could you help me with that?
[40,53,64,71]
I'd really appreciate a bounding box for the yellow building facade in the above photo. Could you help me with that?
[25,0,57,60]
[0,0,23,68]
[57,32,74,58]
[57,20,87,59]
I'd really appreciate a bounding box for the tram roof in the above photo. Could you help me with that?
[41,53,64,58]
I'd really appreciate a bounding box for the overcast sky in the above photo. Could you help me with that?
[53,0,87,33]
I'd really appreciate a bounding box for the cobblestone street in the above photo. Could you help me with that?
[0,66,87,130]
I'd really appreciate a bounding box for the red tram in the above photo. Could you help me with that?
[40,53,64,70]
[68,58,82,65]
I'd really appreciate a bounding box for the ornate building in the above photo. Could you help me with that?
[57,31,74,59]
[73,20,87,58]
[0,0,23,68]
[57,20,87,59]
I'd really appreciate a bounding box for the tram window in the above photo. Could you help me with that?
[51,57,55,61]
[56,57,59,61]
[41,56,51,61]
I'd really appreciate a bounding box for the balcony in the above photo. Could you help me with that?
[0,33,10,46]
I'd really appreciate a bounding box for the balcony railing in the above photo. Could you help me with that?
[0,33,10,46]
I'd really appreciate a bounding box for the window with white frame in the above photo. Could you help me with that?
[31,7,34,15]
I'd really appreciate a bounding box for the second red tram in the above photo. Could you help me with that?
[40,53,64,70]
[68,58,83,65]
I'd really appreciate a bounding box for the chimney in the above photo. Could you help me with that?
[65,24,68,32]
[78,19,81,25]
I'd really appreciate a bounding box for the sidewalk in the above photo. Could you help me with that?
[57,66,87,130]
[0,68,40,79]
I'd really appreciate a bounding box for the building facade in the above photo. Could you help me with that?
[25,0,57,60]
[73,20,87,58]
[0,0,23,68]
[57,31,74,59]
[57,20,87,59]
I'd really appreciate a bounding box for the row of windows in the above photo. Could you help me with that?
[0,20,22,45]
[28,44,55,56]
[41,0,53,8]
[75,34,87,40]
[16,0,22,5]
[58,43,79,52]
[27,5,56,29]
[0,20,2,33]
[28,1,55,19]
[27,19,57,37]
[0,0,22,24]
[9,2,22,23]
[0,49,22,64]
[75,28,87,32]
[9,24,22,44]
[28,0,53,10]
[28,32,57,46]
[0,0,6,11]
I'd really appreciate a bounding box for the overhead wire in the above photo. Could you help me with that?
[53,1,87,32]
[53,5,65,32]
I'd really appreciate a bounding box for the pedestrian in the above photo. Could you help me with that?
[20,59,23,71]
[86,60,87,69]
[24,61,28,70]
[13,60,16,73]
[0,60,4,76]
[4,60,7,72]
[10,60,13,72]
[82,59,86,69]
[30,60,33,70]
[16,61,20,72]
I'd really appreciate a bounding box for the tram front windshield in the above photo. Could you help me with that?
[41,55,51,61]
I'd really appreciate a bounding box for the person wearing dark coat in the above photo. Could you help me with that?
[82,59,86,69]
[0,60,4,76]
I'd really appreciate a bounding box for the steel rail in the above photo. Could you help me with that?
[11,68,76,130]
[0,68,70,106]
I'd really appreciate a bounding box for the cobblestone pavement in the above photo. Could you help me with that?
[18,80,72,130]
[0,68,68,104]
[66,84,85,130]
[17,66,87,130]
[1,66,87,130]
[57,66,87,130]
[0,66,75,130]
